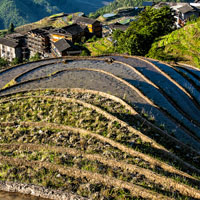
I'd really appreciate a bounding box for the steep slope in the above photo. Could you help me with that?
[147,19,200,68]
[0,56,200,199]
[0,0,113,29]
[90,0,191,17]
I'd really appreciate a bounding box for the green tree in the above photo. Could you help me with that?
[113,6,175,56]
[0,58,9,69]
[29,52,41,62]
[8,23,15,33]
[112,29,123,41]
[11,57,21,66]
[80,50,90,56]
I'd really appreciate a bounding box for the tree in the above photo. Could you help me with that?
[8,23,15,33]
[11,57,20,66]
[113,6,175,56]
[112,29,123,41]
[80,50,90,56]
[29,52,41,62]
[0,58,9,69]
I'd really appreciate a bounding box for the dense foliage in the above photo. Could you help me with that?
[0,57,9,70]
[29,52,41,62]
[112,6,175,56]
[147,17,200,67]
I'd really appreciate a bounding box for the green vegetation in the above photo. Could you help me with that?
[112,6,175,56]
[0,87,200,199]
[0,57,22,71]
[1,89,200,174]
[0,58,9,70]
[85,37,113,56]
[7,23,15,34]
[147,17,200,68]
[90,0,191,18]
[90,0,137,18]
[0,0,112,29]
[29,52,41,62]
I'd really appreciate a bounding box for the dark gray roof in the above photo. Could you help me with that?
[28,28,50,37]
[0,37,19,48]
[75,16,99,25]
[53,39,73,52]
[51,24,84,36]
[6,33,25,39]
[62,24,84,35]
[178,4,195,13]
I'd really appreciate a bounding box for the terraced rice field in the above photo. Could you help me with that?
[0,55,200,200]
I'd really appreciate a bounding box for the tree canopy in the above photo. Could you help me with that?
[113,6,175,56]
[8,23,15,33]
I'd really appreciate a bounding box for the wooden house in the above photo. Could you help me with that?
[27,28,51,58]
[153,2,200,27]
[177,4,199,20]
[51,39,81,57]
[50,24,85,43]
[0,38,22,61]
[74,16,102,38]
[6,33,29,60]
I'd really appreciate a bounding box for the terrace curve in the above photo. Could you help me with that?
[0,56,200,200]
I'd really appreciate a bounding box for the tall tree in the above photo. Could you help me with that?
[8,23,15,33]
[113,6,175,56]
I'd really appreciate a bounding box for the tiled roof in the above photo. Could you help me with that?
[75,16,99,25]
[51,24,84,36]
[62,24,84,35]
[28,28,50,37]
[0,37,19,48]
[178,4,195,13]
[53,39,73,52]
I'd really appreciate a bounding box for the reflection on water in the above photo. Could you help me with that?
[0,190,49,200]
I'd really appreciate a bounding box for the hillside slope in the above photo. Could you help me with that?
[148,19,200,68]
[0,56,200,199]
[90,0,191,17]
[0,0,113,29]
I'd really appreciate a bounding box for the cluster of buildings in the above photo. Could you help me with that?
[0,1,199,62]
[144,1,200,27]
[102,1,200,37]
[0,16,102,62]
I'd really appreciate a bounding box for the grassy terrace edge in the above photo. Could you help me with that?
[1,56,200,199]
[1,88,200,173]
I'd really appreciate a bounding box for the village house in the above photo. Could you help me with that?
[50,24,85,43]
[106,23,129,35]
[51,38,81,57]
[153,2,200,27]
[0,37,22,61]
[74,16,102,38]
[0,17,103,60]
[167,3,200,27]
[6,33,29,60]
[27,28,51,58]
